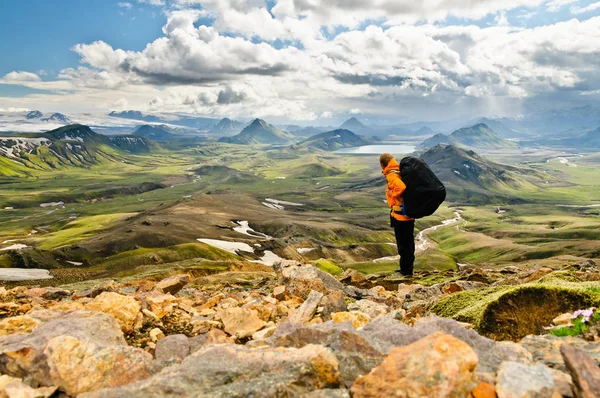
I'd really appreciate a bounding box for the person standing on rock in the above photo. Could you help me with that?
[380,153,415,277]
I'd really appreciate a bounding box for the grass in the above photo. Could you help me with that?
[312,258,343,275]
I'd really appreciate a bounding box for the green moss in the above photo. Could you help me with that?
[313,258,343,276]
[431,283,600,341]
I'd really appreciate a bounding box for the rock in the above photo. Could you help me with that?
[340,269,366,285]
[520,335,600,372]
[275,262,344,299]
[86,292,141,332]
[1,379,57,398]
[0,311,157,396]
[414,316,533,374]
[0,316,40,336]
[442,281,486,294]
[273,285,287,301]
[80,344,340,397]
[218,307,266,339]
[149,328,165,342]
[155,334,190,363]
[351,332,478,398]
[271,324,384,387]
[553,313,573,326]
[500,266,520,274]
[142,292,176,319]
[290,290,324,324]
[252,326,277,341]
[471,382,497,398]
[303,389,350,398]
[561,344,600,398]
[154,274,190,295]
[552,369,574,398]
[496,361,555,398]
[522,267,553,283]
[320,290,348,321]
[331,312,371,329]
[347,299,388,319]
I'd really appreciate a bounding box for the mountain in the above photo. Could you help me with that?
[288,126,329,139]
[43,113,71,124]
[110,110,217,129]
[560,127,600,148]
[219,119,295,145]
[133,125,182,142]
[208,118,244,136]
[26,110,43,120]
[418,124,517,150]
[0,125,122,176]
[340,117,368,134]
[417,133,456,149]
[414,126,436,136]
[193,165,262,184]
[110,136,160,153]
[420,145,543,203]
[476,118,520,138]
[297,129,370,151]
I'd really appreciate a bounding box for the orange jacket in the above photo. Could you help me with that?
[383,158,413,222]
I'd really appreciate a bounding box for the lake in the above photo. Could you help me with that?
[334,143,416,154]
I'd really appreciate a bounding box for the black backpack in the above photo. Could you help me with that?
[399,156,446,219]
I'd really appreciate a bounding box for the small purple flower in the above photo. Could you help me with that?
[572,308,596,323]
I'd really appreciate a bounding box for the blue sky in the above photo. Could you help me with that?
[1,0,600,122]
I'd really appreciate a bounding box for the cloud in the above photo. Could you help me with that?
[1,71,42,83]
[136,0,164,5]
[546,0,578,12]
[217,86,249,104]
[320,111,333,118]
[118,2,133,8]
[0,107,30,113]
[571,1,600,14]
[350,108,361,114]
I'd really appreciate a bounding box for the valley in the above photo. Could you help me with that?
[0,120,597,291]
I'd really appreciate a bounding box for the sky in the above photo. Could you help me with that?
[1,0,600,124]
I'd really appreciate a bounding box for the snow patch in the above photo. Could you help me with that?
[197,239,254,254]
[297,248,316,254]
[0,268,53,281]
[233,221,272,239]
[1,244,29,251]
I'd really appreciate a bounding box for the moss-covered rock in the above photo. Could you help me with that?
[430,283,600,341]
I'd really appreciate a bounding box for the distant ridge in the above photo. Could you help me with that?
[298,129,370,150]
[340,117,368,133]
[219,118,295,145]
[418,123,517,150]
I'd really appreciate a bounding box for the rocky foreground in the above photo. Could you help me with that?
[1,260,600,397]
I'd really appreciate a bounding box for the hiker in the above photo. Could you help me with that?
[380,153,415,276]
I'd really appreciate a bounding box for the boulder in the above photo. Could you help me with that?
[155,334,190,363]
[154,274,190,295]
[561,344,600,398]
[141,292,176,319]
[496,361,555,398]
[0,311,156,396]
[85,292,141,332]
[218,307,266,339]
[273,285,287,301]
[320,290,348,321]
[351,332,478,398]
[275,262,344,299]
[80,344,340,397]
[471,382,497,398]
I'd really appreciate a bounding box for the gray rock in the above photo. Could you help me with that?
[80,344,341,397]
[303,389,350,397]
[154,274,190,295]
[290,290,323,324]
[275,261,344,299]
[357,316,419,354]
[0,311,157,396]
[520,334,600,372]
[155,334,190,363]
[347,299,388,319]
[496,361,555,398]
[561,344,600,398]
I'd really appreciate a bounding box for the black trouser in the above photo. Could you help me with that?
[392,217,415,275]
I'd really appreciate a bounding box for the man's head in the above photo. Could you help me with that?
[380,153,394,169]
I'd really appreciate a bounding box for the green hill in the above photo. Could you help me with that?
[298,129,370,151]
[110,136,161,153]
[219,119,295,145]
[421,145,543,203]
[0,125,124,176]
